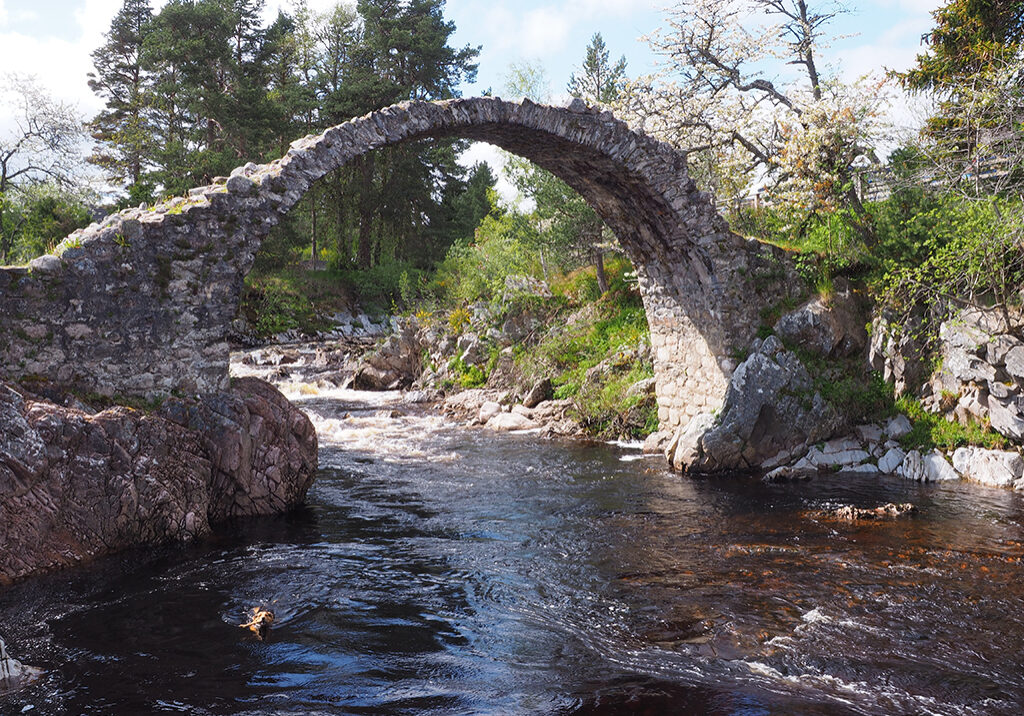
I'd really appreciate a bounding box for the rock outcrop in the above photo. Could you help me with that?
[774,281,867,358]
[0,377,316,584]
[352,318,423,390]
[669,336,841,472]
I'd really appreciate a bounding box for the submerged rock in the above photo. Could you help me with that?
[0,377,316,584]
[827,503,917,521]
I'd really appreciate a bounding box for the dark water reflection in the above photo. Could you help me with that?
[2,393,1024,714]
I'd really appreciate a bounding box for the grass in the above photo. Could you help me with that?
[895,395,1009,452]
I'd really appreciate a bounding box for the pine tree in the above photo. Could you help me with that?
[567,32,627,104]
[87,0,154,197]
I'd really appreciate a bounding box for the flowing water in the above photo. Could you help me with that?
[2,375,1024,715]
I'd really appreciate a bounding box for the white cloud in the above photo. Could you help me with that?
[458,141,524,207]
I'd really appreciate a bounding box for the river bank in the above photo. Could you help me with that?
[0,377,317,587]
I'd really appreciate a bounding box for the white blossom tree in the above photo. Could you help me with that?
[616,0,889,227]
[0,75,86,263]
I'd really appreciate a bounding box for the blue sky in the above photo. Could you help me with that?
[0,0,944,183]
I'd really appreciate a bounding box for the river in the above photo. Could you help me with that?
[2,374,1024,714]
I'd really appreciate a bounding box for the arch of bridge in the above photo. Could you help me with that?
[0,98,794,431]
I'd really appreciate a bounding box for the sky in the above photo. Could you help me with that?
[0,0,945,193]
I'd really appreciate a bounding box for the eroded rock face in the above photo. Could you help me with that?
[773,282,867,358]
[0,377,316,584]
[670,336,841,472]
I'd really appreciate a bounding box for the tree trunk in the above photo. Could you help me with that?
[310,195,318,272]
[594,248,609,295]
[357,155,375,269]
[335,172,349,267]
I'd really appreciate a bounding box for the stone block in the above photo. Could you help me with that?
[989,397,1024,440]
[923,451,959,482]
[853,424,884,443]
[884,415,913,439]
[878,447,906,474]
[952,447,1024,488]
[899,450,925,481]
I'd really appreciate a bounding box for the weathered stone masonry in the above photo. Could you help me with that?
[0,97,797,432]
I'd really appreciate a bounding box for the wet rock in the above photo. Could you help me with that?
[443,389,510,420]
[404,389,440,404]
[643,430,673,455]
[487,412,538,431]
[0,378,316,584]
[952,447,1024,489]
[762,456,817,482]
[843,463,881,475]
[0,636,40,689]
[898,450,925,481]
[353,319,423,390]
[829,503,916,521]
[923,450,959,482]
[522,378,553,409]
[478,401,502,424]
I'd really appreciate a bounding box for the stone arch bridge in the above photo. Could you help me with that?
[0,97,796,433]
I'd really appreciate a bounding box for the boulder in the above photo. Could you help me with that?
[478,401,502,424]
[1,636,40,688]
[923,450,959,482]
[353,318,423,390]
[457,332,487,366]
[670,336,841,472]
[877,447,906,474]
[898,450,925,481]
[1006,345,1024,382]
[942,347,997,384]
[868,315,929,398]
[487,412,538,431]
[884,414,913,439]
[523,378,553,408]
[986,334,1022,367]
[643,430,673,455]
[854,424,884,443]
[762,456,817,482]
[773,282,867,357]
[952,447,1024,488]
[842,463,880,475]
[442,389,509,420]
[0,378,316,584]
[988,396,1024,440]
